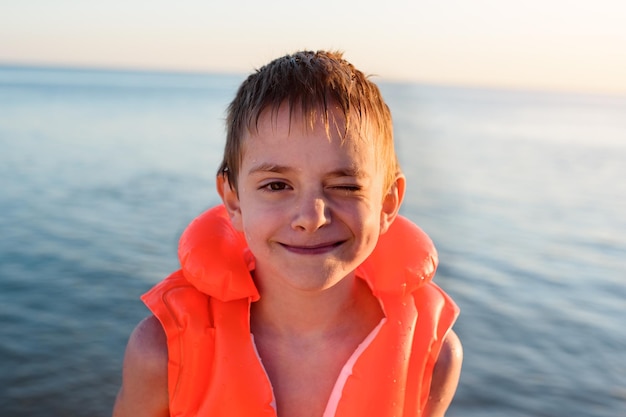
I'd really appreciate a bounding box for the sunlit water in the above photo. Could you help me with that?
[1,67,625,416]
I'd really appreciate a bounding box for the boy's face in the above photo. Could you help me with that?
[221,105,401,293]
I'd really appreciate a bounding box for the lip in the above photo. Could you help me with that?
[279,240,345,255]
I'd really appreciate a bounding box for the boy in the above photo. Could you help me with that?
[113,50,462,417]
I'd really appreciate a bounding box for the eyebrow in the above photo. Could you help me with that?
[327,167,364,178]
[247,163,292,175]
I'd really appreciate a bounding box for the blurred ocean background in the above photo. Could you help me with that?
[1,65,625,417]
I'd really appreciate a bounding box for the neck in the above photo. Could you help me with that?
[250,274,381,340]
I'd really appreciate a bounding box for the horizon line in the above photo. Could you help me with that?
[2,59,625,99]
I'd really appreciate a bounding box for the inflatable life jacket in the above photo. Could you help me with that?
[142,204,459,417]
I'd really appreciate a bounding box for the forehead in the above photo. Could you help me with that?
[240,105,377,172]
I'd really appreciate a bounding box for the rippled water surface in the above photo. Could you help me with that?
[1,67,625,416]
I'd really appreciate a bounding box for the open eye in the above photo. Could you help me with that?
[262,181,290,192]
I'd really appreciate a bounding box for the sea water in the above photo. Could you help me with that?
[1,66,625,416]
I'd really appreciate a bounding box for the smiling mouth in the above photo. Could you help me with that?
[280,241,345,255]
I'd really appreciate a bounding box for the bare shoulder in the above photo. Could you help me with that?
[423,329,463,417]
[125,315,168,370]
[112,315,169,417]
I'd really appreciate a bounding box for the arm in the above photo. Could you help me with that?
[112,315,169,417]
[423,329,463,417]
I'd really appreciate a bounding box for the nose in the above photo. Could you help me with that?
[291,194,330,232]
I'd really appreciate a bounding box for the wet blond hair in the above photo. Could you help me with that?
[218,50,399,193]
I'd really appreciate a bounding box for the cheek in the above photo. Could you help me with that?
[241,213,271,247]
[363,206,386,244]
[347,208,380,243]
[241,218,259,241]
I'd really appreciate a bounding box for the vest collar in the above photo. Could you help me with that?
[179,205,437,302]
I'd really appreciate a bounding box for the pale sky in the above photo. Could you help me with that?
[2,0,625,94]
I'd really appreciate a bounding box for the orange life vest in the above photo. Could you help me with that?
[142,205,459,417]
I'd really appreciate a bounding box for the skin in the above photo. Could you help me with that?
[112,105,462,417]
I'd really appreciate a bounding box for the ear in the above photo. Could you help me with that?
[379,174,405,234]
[217,174,244,231]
